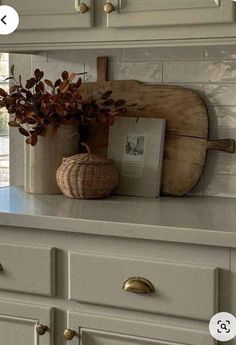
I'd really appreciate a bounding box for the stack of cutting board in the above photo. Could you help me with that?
[80,57,235,196]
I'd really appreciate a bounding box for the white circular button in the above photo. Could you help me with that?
[0,5,19,35]
[209,312,236,342]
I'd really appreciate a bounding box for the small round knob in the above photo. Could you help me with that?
[36,324,48,336]
[104,3,115,13]
[77,3,89,14]
[64,329,77,341]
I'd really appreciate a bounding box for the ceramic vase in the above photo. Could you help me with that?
[24,125,80,194]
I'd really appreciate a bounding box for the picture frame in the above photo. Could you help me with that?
[108,117,166,197]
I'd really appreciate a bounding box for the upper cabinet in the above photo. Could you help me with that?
[0,0,94,29]
[106,0,234,27]
[0,0,236,50]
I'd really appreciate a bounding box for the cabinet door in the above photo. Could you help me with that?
[0,300,53,345]
[80,329,186,345]
[67,312,214,345]
[0,0,94,30]
[106,0,234,28]
[231,249,236,314]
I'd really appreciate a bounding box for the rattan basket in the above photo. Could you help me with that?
[56,149,118,199]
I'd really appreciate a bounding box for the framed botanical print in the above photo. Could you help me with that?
[108,117,166,197]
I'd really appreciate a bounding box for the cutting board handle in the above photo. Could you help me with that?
[207,139,235,153]
[97,56,108,84]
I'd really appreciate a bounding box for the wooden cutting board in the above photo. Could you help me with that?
[80,57,235,196]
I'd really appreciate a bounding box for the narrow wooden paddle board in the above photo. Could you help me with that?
[80,57,235,196]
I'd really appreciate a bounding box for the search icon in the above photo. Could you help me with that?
[209,312,236,341]
[221,323,227,331]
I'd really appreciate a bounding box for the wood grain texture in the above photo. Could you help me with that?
[80,57,235,196]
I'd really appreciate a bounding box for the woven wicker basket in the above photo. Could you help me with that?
[56,151,118,199]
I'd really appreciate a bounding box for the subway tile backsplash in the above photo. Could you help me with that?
[10,45,236,198]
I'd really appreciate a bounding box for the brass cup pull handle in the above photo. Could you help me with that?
[36,324,48,336]
[122,277,155,294]
[75,2,89,14]
[64,329,77,341]
[104,2,115,13]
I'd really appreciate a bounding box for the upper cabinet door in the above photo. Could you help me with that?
[1,0,94,30]
[106,0,235,28]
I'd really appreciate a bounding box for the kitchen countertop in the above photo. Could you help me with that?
[0,186,235,248]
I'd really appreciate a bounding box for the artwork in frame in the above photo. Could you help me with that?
[108,117,166,197]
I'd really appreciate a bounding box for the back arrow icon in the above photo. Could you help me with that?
[1,15,7,25]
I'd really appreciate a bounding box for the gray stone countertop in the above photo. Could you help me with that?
[0,186,235,248]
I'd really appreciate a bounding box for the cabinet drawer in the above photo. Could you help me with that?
[69,252,218,320]
[0,243,55,296]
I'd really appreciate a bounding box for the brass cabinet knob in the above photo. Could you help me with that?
[122,277,155,293]
[36,324,48,336]
[104,2,115,13]
[76,2,89,14]
[64,329,77,340]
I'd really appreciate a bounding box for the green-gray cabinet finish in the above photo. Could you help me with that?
[0,242,55,296]
[80,329,193,345]
[0,301,53,345]
[0,0,94,30]
[106,0,234,27]
[0,188,236,345]
[0,0,236,50]
[69,251,218,320]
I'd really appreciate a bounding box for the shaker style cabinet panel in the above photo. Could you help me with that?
[67,311,215,345]
[0,300,53,345]
[80,329,187,345]
[106,0,235,27]
[69,251,218,321]
[0,242,55,296]
[0,0,94,30]
[0,0,236,49]
[231,249,236,314]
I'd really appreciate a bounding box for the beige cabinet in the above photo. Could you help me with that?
[0,242,55,296]
[0,205,234,344]
[0,189,236,344]
[0,0,236,50]
[80,329,188,345]
[231,249,236,314]
[106,0,234,27]
[0,300,53,345]
[69,251,218,320]
[0,0,94,30]
[67,309,215,345]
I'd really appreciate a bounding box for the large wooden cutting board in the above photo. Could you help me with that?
[80,57,235,196]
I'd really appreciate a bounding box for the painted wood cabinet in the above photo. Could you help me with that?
[106,0,234,28]
[0,0,236,50]
[0,0,94,30]
[79,329,188,345]
[0,227,232,345]
[0,300,53,345]
[0,242,55,296]
[0,187,236,345]
[232,249,236,315]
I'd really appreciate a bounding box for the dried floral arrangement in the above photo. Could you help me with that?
[0,66,136,146]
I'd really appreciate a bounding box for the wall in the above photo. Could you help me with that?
[9,45,236,197]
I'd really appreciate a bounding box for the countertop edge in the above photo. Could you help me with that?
[0,211,235,249]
